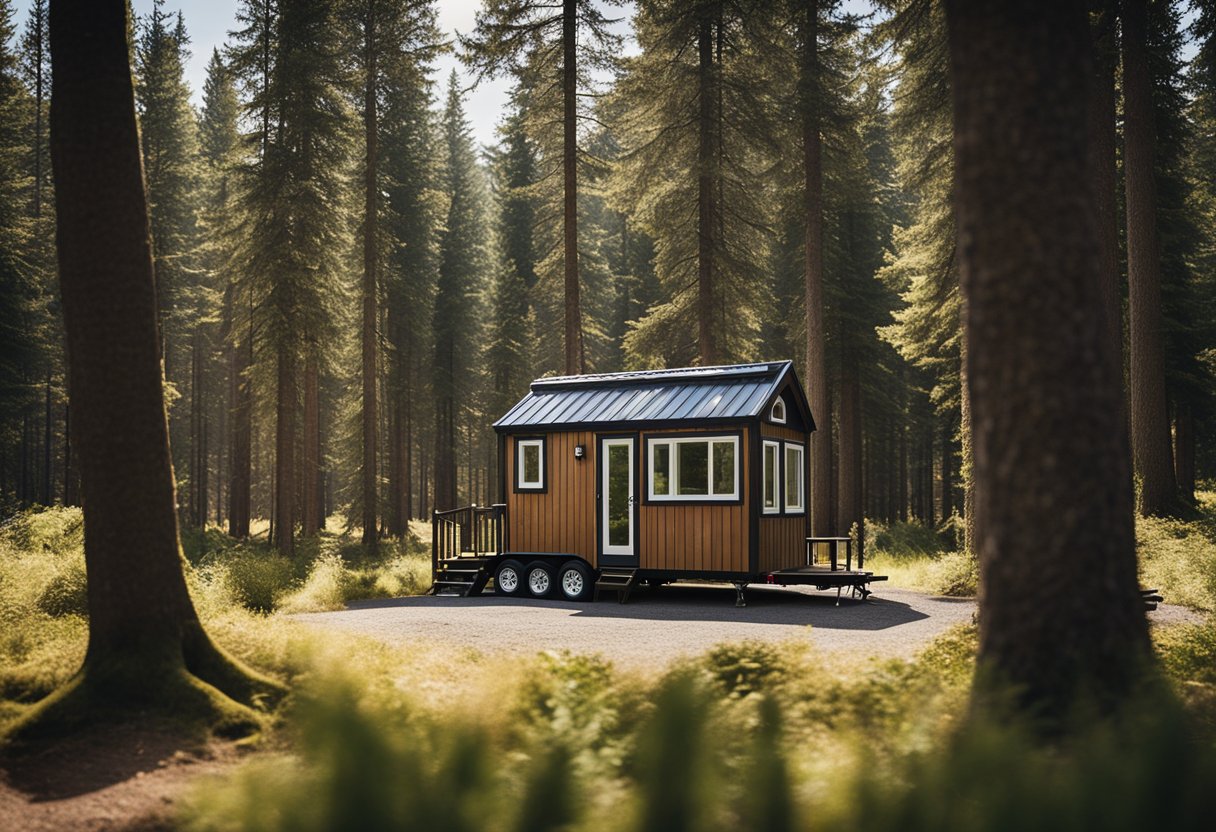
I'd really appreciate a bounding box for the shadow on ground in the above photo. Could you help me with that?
[346,583,935,631]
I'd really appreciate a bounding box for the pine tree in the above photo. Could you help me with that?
[0,0,36,511]
[945,0,1150,725]
[462,0,621,376]
[343,0,441,549]
[15,0,280,739]
[230,0,351,553]
[878,0,974,549]
[1123,0,1180,516]
[611,0,782,367]
[200,48,241,530]
[432,74,489,511]
[381,37,441,533]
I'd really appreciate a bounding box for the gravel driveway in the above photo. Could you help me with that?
[291,584,1200,669]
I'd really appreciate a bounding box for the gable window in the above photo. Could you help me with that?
[762,440,781,514]
[515,438,545,491]
[784,441,805,513]
[770,397,786,424]
[648,435,739,501]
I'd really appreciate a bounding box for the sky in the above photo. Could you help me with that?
[10,0,625,150]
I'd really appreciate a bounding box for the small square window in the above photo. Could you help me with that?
[516,438,545,491]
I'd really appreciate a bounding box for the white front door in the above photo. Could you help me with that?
[600,436,635,558]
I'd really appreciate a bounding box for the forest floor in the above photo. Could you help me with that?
[292,584,1204,668]
[0,723,248,832]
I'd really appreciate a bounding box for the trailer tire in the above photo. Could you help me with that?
[494,560,525,596]
[524,561,556,598]
[557,561,593,602]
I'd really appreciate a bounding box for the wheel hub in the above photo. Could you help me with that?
[562,570,583,597]
[498,567,518,593]
[529,569,550,594]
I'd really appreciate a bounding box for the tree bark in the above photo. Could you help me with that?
[696,9,718,366]
[801,0,832,536]
[1122,0,1179,517]
[361,12,378,549]
[43,367,53,505]
[940,413,954,519]
[945,0,1151,724]
[1174,400,1195,504]
[274,346,296,554]
[29,0,277,736]
[301,351,320,537]
[562,0,585,375]
[227,309,251,538]
[838,359,862,543]
[1087,0,1124,405]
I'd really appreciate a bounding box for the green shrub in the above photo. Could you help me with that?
[871,520,952,560]
[278,554,349,614]
[700,640,786,698]
[1137,490,1216,611]
[35,560,89,617]
[221,553,296,614]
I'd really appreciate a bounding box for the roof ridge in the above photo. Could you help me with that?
[530,360,789,391]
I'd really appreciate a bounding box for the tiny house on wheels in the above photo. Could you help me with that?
[430,361,886,605]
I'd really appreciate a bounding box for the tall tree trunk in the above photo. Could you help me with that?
[945,0,1151,724]
[960,332,976,555]
[274,347,296,555]
[361,18,378,549]
[838,360,862,543]
[301,351,320,537]
[435,396,455,510]
[1174,400,1195,504]
[388,398,404,536]
[696,9,718,365]
[63,401,75,505]
[29,0,276,735]
[227,310,251,538]
[1087,0,1124,400]
[1122,0,1179,517]
[43,367,53,505]
[940,413,954,519]
[561,0,584,375]
[801,0,832,536]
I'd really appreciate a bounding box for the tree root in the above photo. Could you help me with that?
[2,625,287,745]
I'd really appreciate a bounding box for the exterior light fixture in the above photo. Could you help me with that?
[574,444,586,459]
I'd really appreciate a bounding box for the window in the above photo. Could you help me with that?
[648,435,739,501]
[762,440,781,514]
[516,438,545,491]
[784,442,805,513]
[770,397,786,424]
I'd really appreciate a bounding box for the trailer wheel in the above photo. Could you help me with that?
[557,561,593,602]
[494,560,525,596]
[525,561,555,598]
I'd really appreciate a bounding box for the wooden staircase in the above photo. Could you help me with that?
[431,557,492,597]
[595,568,639,603]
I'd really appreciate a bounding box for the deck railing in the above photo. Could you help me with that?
[432,503,505,581]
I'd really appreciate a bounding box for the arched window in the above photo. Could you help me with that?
[770,397,786,424]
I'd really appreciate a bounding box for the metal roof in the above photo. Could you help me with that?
[493,361,814,431]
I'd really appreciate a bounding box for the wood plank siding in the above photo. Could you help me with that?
[638,426,751,574]
[505,432,597,561]
[758,421,812,573]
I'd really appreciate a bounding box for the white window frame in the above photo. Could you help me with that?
[783,441,805,514]
[770,397,787,424]
[516,438,545,491]
[762,439,781,515]
[647,435,740,501]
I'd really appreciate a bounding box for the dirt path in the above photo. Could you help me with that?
[291,583,1204,668]
[0,725,242,832]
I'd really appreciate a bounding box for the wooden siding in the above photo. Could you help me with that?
[758,421,811,573]
[637,425,751,573]
[505,432,597,563]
